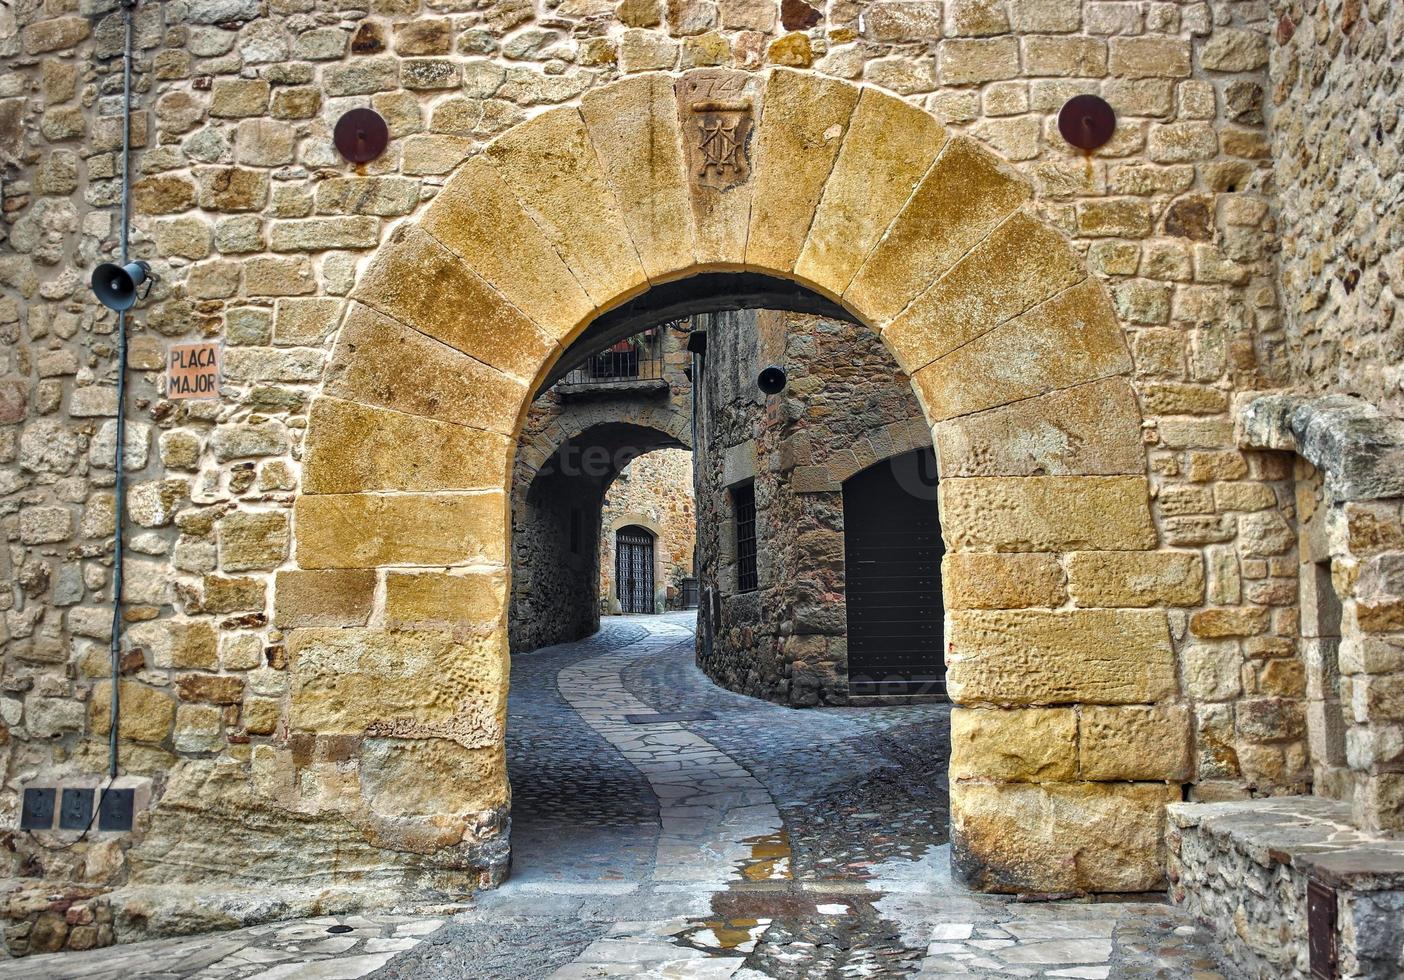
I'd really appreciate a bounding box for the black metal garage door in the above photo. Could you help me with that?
[616,526,655,614]
[842,448,946,698]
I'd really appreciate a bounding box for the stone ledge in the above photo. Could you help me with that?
[1237,392,1404,501]
[1170,796,1404,979]
[1169,796,1404,892]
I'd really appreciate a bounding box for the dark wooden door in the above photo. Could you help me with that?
[616,527,655,614]
[842,447,946,698]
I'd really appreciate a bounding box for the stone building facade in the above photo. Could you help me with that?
[0,0,1398,967]
[692,308,932,706]
[598,446,695,614]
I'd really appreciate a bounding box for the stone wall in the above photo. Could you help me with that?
[693,308,930,705]
[599,447,695,613]
[0,0,1324,945]
[1267,0,1404,418]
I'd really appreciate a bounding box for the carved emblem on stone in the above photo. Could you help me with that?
[678,71,755,191]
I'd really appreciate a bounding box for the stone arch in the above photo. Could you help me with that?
[289,68,1165,895]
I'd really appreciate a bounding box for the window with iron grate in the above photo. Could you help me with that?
[733,484,757,593]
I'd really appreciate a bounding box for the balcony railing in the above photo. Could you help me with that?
[559,332,664,387]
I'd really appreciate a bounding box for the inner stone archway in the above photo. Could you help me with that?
[285,67,1169,896]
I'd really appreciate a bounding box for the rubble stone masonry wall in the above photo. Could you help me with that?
[598,447,695,612]
[0,0,1329,952]
[1267,0,1404,417]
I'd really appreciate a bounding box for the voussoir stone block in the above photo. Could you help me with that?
[274,569,376,628]
[846,136,1030,327]
[885,212,1085,374]
[486,106,647,306]
[745,69,859,275]
[322,304,525,435]
[675,68,767,268]
[933,376,1146,478]
[913,278,1132,421]
[351,225,554,383]
[942,553,1066,609]
[580,72,696,282]
[421,155,594,343]
[940,475,1157,552]
[796,86,946,298]
[952,781,1175,893]
[950,707,1077,781]
[1066,550,1205,607]
[293,492,506,569]
[1080,704,1193,781]
[947,609,1177,705]
[288,628,506,745]
[384,570,507,630]
[303,397,512,494]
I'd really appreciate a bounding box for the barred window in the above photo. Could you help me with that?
[733,484,757,593]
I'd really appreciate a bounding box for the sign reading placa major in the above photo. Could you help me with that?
[168,342,221,400]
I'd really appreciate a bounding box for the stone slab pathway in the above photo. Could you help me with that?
[5,615,1233,979]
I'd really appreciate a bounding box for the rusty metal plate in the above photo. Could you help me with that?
[1058,94,1117,151]
[334,108,389,163]
[1307,876,1338,980]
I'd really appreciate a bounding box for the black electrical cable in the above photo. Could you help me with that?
[107,0,138,782]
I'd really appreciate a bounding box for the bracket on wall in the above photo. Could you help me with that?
[1058,95,1117,151]
[334,108,389,163]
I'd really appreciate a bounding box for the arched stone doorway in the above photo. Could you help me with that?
[613,523,658,615]
[286,68,1166,895]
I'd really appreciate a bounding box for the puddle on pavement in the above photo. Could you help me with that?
[737,829,792,882]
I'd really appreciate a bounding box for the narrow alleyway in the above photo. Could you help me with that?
[5,616,1229,979]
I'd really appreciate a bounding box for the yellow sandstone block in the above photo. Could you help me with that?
[942,553,1066,609]
[1065,550,1205,607]
[950,707,1077,781]
[946,608,1177,705]
[940,475,1157,552]
[796,87,947,298]
[294,492,506,569]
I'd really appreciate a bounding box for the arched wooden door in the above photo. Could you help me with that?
[842,447,946,698]
[616,526,656,614]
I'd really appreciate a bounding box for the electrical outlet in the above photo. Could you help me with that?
[97,787,135,832]
[59,787,95,831]
[20,788,56,830]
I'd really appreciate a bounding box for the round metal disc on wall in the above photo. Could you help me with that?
[334,108,389,163]
[1058,95,1117,151]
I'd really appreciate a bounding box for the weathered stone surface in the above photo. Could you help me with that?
[303,397,512,493]
[294,492,506,568]
[884,211,1085,374]
[796,87,946,297]
[384,571,507,630]
[940,476,1156,552]
[947,609,1177,705]
[360,737,505,816]
[953,781,1174,892]
[485,106,647,306]
[287,628,505,744]
[745,70,858,274]
[1238,393,1404,502]
[351,225,554,383]
[89,681,175,744]
[1066,551,1204,607]
[322,304,526,435]
[913,278,1132,420]
[950,707,1076,781]
[1081,704,1192,781]
[942,553,1065,609]
[934,377,1145,477]
[273,569,376,628]
[580,73,696,282]
[847,137,1030,326]
[674,68,766,267]
[422,156,594,342]
[217,512,289,571]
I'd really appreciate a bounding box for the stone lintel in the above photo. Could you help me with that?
[1238,392,1404,501]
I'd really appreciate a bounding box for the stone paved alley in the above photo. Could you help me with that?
[5,615,1229,979]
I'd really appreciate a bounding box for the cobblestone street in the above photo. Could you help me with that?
[6,615,1229,979]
